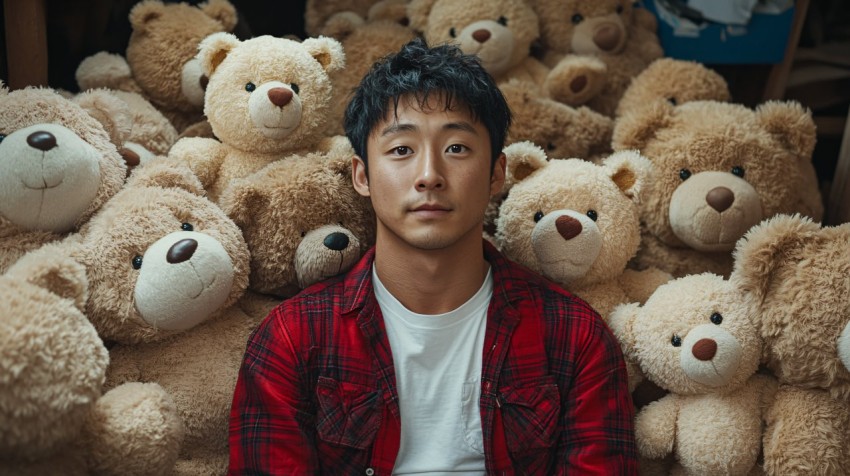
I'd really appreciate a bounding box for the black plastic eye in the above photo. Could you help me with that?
[132,255,143,270]
[587,210,598,221]
[710,312,723,325]
[300,231,306,237]
[290,83,300,94]
[571,13,584,24]
[497,16,508,26]
[616,4,624,13]
[181,222,194,231]
[667,96,678,105]
[671,335,682,347]
[534,211,544,222]
[679,169,692,180]
[731,166,745,178]
[245,82,256,92]
[449,27,456,38]
[546,142,556,151]
[0,133,5,143]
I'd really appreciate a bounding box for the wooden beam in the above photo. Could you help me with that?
[763,0,811,101]
[827,108,850,225]
[3,0,48,89]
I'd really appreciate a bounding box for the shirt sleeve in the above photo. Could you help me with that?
[229,305,319,475]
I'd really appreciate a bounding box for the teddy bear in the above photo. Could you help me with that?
[613,99,824,278]
[304,0,389,37]
[608,273,778,475]
[615,57,731,117]
[733,214,850,475]
[75,0,238,134]
[0,244,184,475]
[0,83,129,273]
[528,0,664,116]
[167,33,347,202]
[101,89,179,164]
[219,152,376,297]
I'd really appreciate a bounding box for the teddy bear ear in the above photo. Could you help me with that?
[199,0,238,32]
[369,0,409,23]
[219,180,269,229]
[502,141,548,189]
[125,157,206,196]
[198,32,241,77]
[602,150,653,203]
[611,100,673,152]
[74,89,134,146]
[301,36,346,74]
[407,0,438,32]
[319,12,365,40]
[7,243,88,312]
[607,302,641,360]
[755,101,817,161]
[128,0,165,34]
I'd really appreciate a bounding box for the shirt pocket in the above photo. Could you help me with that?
[316,376,383,449]
[499,379,560,454]
[461,380,485,455]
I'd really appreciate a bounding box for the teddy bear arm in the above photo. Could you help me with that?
[75,52,143,94]
[103,347,142,391]
[618,267,673,304]
[635,395,679,459]
[544,55,608,107]
[168,137,227,191]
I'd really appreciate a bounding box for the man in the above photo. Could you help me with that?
[229,38,637,475]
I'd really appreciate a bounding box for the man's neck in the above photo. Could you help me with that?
[373,235,490,315]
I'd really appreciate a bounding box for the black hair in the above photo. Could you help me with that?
[343,37,512,172]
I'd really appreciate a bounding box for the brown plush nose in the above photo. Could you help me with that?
[118,147,141,167]
[706,187,735,212]
[692,338,717,361]
[268,87,293,107]
[200,74,209,90]
[556,215,582,241]
[593,23,622,51]
[167,238,198,264]
[324,232,350,251]
[27,131,57,151]
[472,29,491,43]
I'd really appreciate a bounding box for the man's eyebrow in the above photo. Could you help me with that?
[380,123,417,136]
[444,121,478,135]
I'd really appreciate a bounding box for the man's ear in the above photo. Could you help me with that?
[490,153,506,197]
[351,156,370,197]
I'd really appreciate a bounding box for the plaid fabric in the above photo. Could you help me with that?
[229,241,637,475]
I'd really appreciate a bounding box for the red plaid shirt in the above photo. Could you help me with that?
[229,241,637,475]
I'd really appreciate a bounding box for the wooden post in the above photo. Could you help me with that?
[4,0,48,89]
[827,110,850,225]
[762,0,811,101]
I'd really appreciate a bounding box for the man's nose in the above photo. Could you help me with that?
[415,151,445,190]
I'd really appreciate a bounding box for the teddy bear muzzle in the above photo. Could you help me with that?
[680,323,744,387]
[247,80,303,139]
[531,210,602,284]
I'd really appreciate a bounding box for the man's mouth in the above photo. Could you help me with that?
[412,203,450,212]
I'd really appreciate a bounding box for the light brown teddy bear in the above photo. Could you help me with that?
[76,0,238,134]
[529,0,663,116]
[733,214,850,475]
[102,89,179,163]
[608,273,777,475]
[0,84,128,273]
[0,245,183,475]
[220,153,376,297]
[168,33,346,202]
[304,0,388,37]
[613,99,824,278]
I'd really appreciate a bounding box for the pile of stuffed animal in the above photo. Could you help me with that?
[1,0,846,474]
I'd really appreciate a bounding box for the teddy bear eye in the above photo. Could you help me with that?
[710,312,723,325]
[245,82,256,92]
[546,142,556,151]
[679,169,692,180]
[534,211,544,222]
[300,231,306,237]
[449,27,457,38]
[132,255,143,270]
[731,166,745,178]
[571,13,584,24]
[497,16,508,26]
[667,96,678,106]
[0,133,5,143]
[181,222,194,231]
[616,4,624,14]
[671,335,682,347]
[290,83,300,94]
[586,210,598,221]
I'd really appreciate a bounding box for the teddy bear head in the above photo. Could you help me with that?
[0,245,107,459]
[126,0,237,112]
[197,33,345,155]
[70,160,249,345]
[304,0,387,37]
[530,0,640,55]
[733,214,850,400]
[615,57,731,117]
[495,142,650,288]
[0,85,128,234]
[220,154,376,297]
[613,100,823,253]
[609,273,763,395]
[408,0,539,79]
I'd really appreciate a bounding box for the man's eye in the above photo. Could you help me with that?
[447,144,466,153]
[392,146,412,155]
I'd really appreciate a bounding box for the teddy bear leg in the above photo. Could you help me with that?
[544,55,607,107]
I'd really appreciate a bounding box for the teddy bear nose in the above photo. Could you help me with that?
[692,338,717,361]
[118,147,141,167]
[593,23,622,51]
[556,215,582,241]
[323,232,350,251]
[200,74,209,90]
[472,29,491,43]
[167,238,198,264]
[27,131,57,151]
[268,87,293,107]
[706,186,735,212]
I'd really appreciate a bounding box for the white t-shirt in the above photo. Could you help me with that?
[373,266,492,475]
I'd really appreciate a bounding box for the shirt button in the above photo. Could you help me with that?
[366,468,375,475]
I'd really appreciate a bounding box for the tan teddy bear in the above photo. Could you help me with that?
[76,0,238,134]
[529,0,663,116]
[0,245,183,475]
[613,99,824,278]
[220,153,376,297]
[608,273,777,475]
[304,0,388,37]
[733,214,850,475]
[168,33,346,202]
[0,84,129,273]
[102,89,179,163]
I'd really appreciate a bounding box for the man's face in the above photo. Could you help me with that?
[352,94,505,253]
